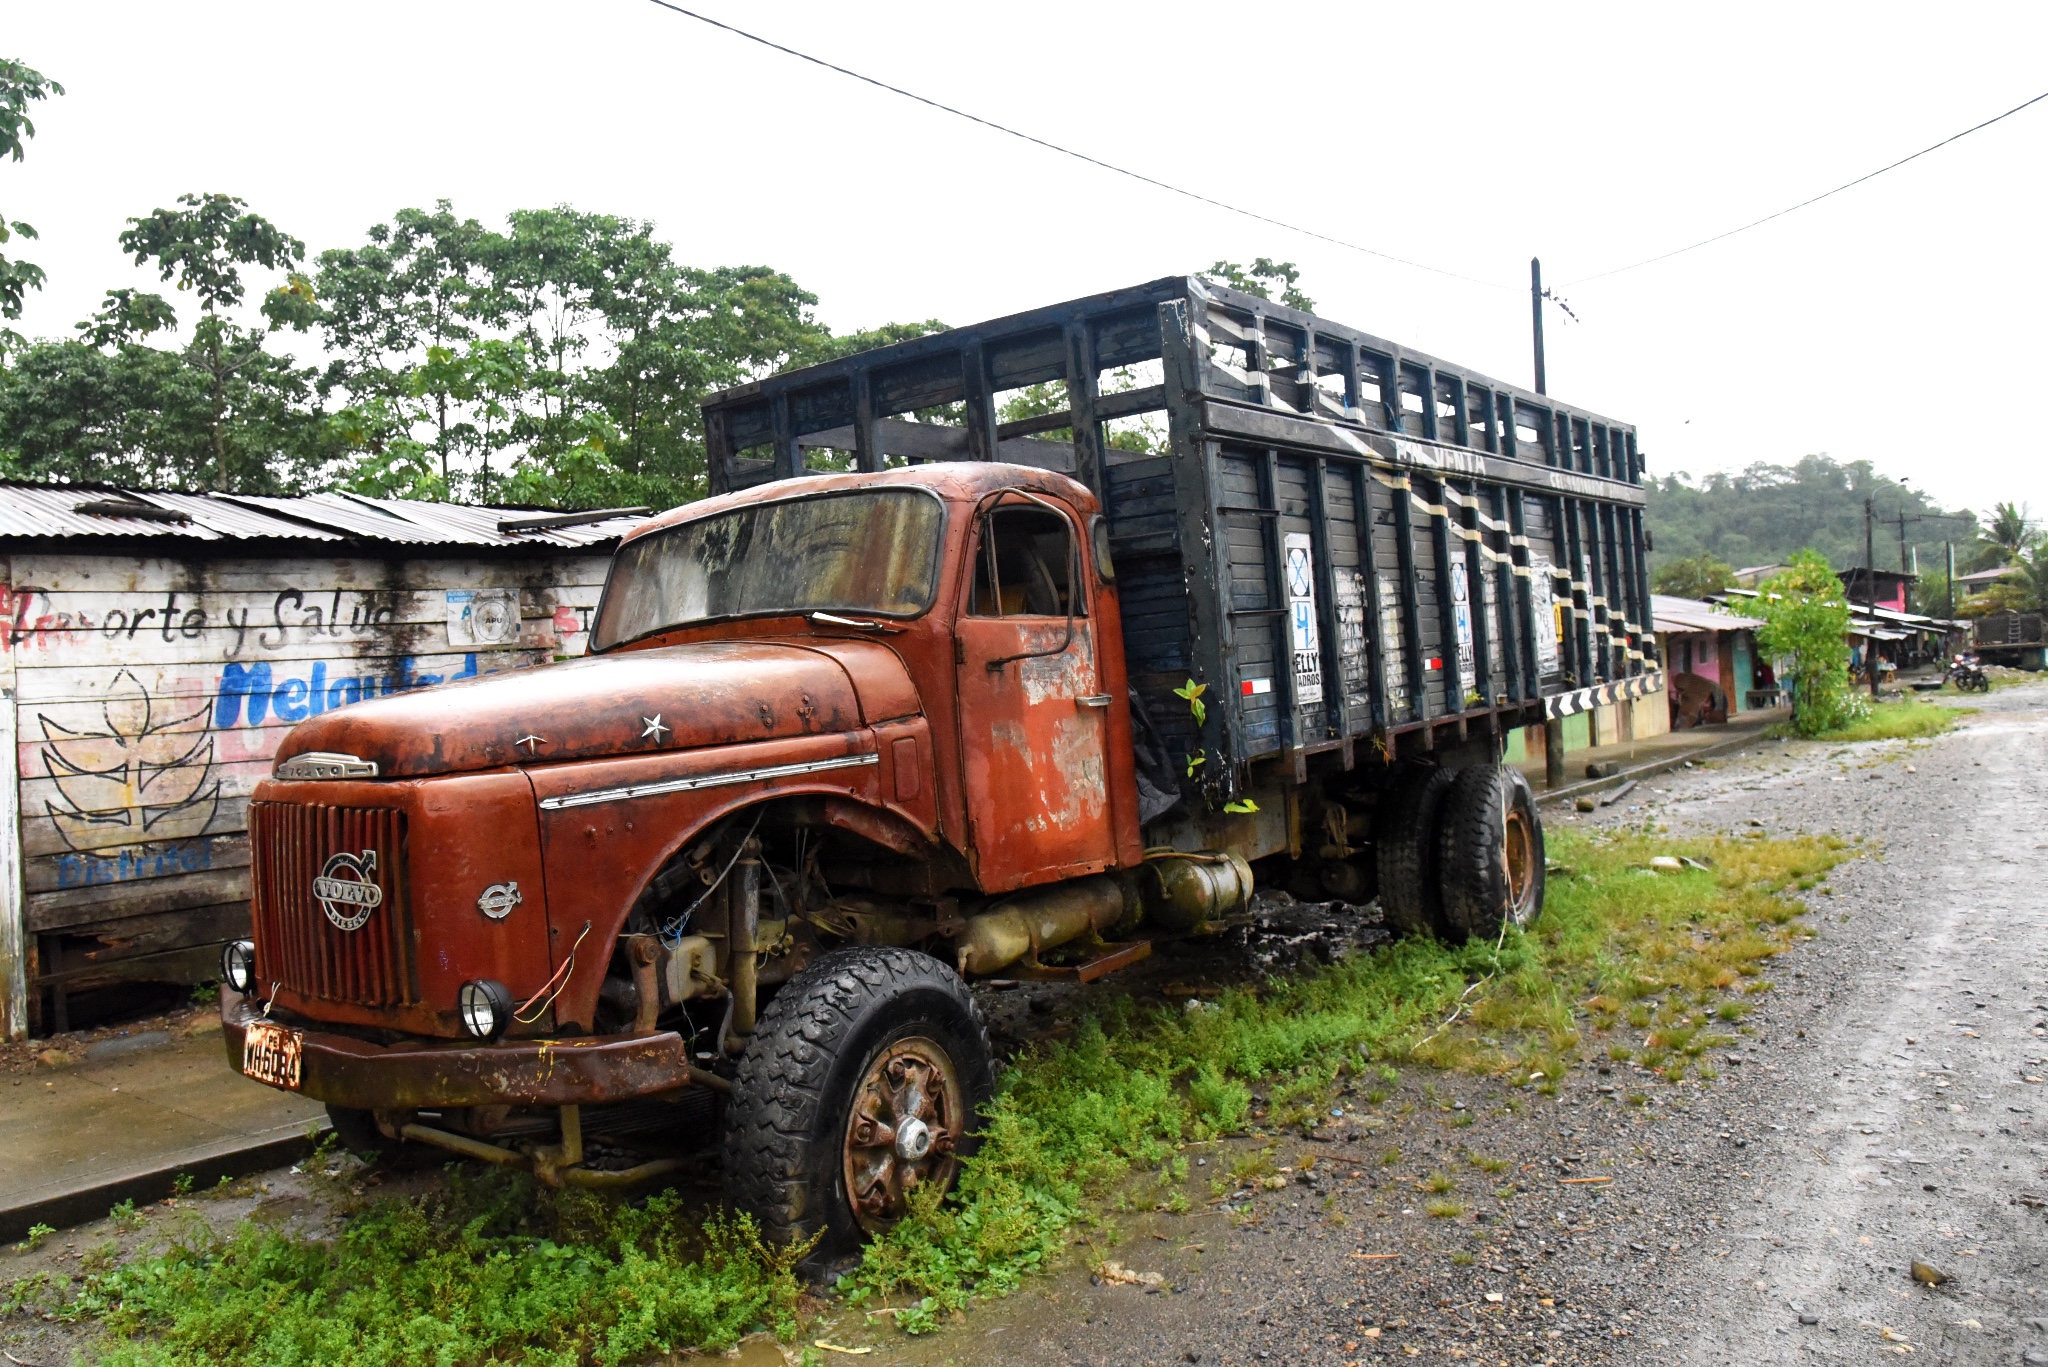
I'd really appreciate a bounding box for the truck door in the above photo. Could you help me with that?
[954,499,1117,889]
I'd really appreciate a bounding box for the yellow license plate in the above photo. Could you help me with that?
[242,1019,303,1090]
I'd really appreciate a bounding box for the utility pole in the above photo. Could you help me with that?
[1946,541,1956,621]
[1532,257,1566,790]
[1897,510,1909,578]
[1865,496,1881,699]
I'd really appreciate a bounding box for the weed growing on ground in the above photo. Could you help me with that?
[1812,699,1955,742]
[18,1171,808,1366]
[847,829,1843,1328]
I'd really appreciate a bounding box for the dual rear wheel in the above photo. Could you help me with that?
[1375,762,1544,941]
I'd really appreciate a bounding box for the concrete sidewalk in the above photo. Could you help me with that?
[1517,706,1789,807]
[0,1013,326,1239]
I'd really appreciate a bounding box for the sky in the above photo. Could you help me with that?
[6,0,2046,520]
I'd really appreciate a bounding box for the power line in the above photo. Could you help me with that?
[1563,86,2048,286]
[639,0,1516,293]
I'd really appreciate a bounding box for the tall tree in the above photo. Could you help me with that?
[0,193,329,492]
[1969,501,2038,571]
[0,58,63,349]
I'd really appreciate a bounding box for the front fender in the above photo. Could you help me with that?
[528,725,936,1030]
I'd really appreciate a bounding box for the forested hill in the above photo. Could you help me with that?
[1643,455,1974,575]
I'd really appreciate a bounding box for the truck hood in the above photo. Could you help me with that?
[274,639,916,778]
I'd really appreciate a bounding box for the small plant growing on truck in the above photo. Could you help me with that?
[219,276,1658,1252]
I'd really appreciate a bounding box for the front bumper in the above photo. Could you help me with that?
[219,988,699,1110]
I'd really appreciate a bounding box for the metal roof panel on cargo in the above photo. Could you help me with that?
[0,482,651,549]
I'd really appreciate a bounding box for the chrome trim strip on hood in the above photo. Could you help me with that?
[537,752,879,812]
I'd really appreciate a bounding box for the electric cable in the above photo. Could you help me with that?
[1564,86,2048,285]
[639,0,1514,293]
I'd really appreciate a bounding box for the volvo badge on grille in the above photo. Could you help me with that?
[477,881,521,920]
[313,851,383,931]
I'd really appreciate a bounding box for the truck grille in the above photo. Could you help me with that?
[249,801,417,1006]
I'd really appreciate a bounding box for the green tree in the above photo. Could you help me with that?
[0,58,63,347]
[1204,258,1314,312]
[1968,501,2038,571]
[109,193,325,490]
[0,194,330,492]
[317,203,937,508]
[1644,455,1976,580]
[1752,549,1863,737]
[1650,553,1737,600]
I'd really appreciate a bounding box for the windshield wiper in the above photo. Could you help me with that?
[807,611,903,634]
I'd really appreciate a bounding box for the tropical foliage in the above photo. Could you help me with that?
[1649,552,1737,601]
[1751,549,1864,737]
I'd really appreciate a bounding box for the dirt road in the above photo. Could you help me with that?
[874,684,2048,1366]
[1669,686,2048,1365]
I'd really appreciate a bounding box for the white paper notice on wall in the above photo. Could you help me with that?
[446,588,520,646]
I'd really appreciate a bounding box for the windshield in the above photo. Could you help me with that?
[592,488,945,649]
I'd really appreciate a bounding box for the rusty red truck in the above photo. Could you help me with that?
[219,277,1659,1251]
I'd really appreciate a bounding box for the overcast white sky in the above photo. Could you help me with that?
[7,1,2046,518]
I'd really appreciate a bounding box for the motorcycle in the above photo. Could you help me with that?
[1948,654,1990,693]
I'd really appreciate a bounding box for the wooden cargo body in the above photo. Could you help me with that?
[703,277,1662,803]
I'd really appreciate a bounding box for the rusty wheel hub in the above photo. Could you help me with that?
[842,1037,963,1232]
[1503,807,1537,923]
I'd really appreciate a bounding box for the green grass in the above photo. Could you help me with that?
[1811,699,1957,742]
[27,829,1846,1358]
[848,827,1846,1331]
[10,1171,808,1366]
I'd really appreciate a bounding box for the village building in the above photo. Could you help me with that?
[1651,594,1771,724]
[0,483,649,1039]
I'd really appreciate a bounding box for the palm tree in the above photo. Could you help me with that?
[1968,501,2039,571]
[2019,547,2048,614]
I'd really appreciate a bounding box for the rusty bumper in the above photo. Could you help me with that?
[219,989,698,1111]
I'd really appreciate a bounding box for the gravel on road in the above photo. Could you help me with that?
[874,685,2048,1366]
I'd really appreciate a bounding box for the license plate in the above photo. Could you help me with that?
[242,1019,303,1090]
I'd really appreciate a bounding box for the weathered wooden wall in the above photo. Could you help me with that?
[0,549,612,1037]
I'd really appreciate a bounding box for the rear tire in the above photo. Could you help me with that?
[723,947,995,1256]
[1437,764,1546,940]
[1375,766,1453,938]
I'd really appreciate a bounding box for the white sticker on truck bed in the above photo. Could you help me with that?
[1283,533,1324,709]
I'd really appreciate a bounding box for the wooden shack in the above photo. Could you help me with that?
[0,484,648,1038]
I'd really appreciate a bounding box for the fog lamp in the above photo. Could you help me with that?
[221,940,257,994]
[459,979,512,1042]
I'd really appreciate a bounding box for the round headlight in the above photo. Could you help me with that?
[459,979,512,1042]
[221,940,256,994]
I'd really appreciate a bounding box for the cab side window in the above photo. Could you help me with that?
[970,507,1082,617]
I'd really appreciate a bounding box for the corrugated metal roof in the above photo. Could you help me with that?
[0,482,651,549]
[1652,593,1764,633]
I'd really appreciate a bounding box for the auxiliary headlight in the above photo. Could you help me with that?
[459,979,512,1042]
[220,940,257,995]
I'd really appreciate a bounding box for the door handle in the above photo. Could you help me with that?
[1077,694,1113,708]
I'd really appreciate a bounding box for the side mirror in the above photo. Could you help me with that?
[1090,516,1116,583]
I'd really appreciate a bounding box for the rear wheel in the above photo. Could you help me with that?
[1438,764,1545,940]
[723,947,995,1255]
[1375,766,1453,938]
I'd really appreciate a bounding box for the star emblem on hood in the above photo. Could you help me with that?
[642,714,670,745]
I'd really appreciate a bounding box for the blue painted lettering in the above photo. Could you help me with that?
[214,661,274,728]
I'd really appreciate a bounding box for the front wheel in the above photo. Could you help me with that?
[1437,764,1545,940]
[723,947,995,1256]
